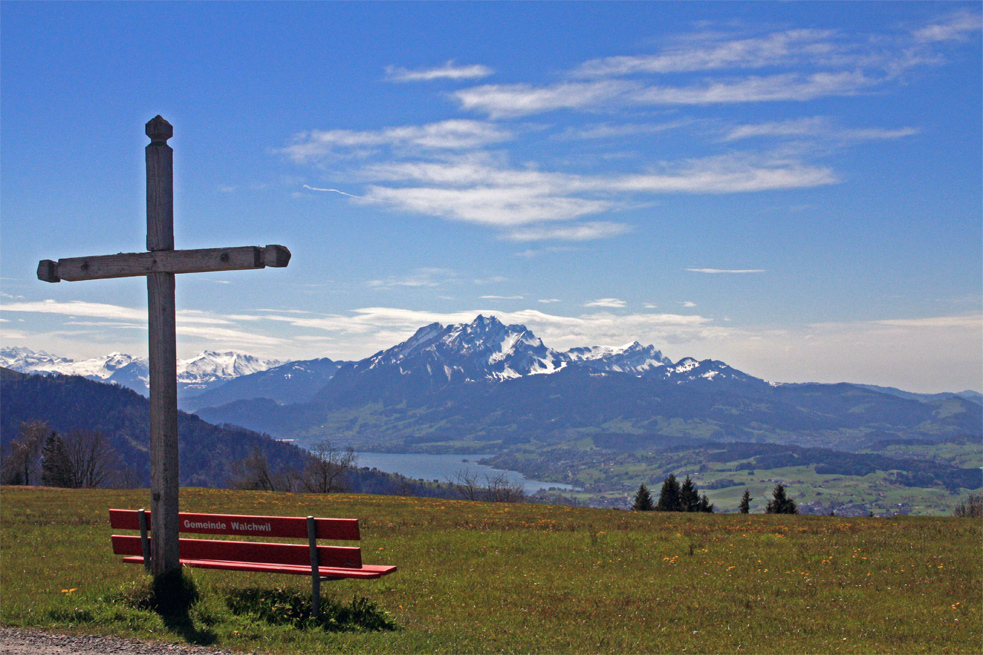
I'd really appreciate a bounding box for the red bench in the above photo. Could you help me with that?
[110,509,396,617]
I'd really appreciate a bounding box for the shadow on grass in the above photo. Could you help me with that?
[131,570,217,646]
[225,586,397,633]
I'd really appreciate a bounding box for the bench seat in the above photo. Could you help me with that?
[120,556,395,578]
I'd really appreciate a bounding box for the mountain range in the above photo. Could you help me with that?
[0,347,282,398]
[189,316,981,453]
[7,315,981,455]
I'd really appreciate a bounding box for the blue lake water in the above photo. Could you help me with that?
[353,452,576,494]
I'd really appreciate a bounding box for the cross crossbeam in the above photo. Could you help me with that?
[38,244,290,282]
[35,116,290,578]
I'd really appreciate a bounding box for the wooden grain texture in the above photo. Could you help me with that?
[145,117,173,252]
[52,247,262,281]
[147,271,180,576]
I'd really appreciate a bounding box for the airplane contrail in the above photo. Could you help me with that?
[303,185,365,199]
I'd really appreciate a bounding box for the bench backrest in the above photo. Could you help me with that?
[110,509,364,569]
[109,509,360,540]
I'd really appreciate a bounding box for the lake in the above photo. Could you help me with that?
[353,452,576,494]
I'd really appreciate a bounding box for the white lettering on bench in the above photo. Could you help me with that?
[230,521,273,532]
[183,520,227,531]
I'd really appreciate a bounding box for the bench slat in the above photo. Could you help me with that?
[109,509,360,540]
[120,556,396,579]
[112,535,363,569]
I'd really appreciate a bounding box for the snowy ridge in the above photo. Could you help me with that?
[345,315,754,387]
[1,347,281,396]
[4,315,761,396]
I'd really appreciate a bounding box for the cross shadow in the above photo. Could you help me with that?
[158,608,218,646]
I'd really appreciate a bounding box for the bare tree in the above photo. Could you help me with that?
[1,421,50,485]
[451,469,482,501]
[451,470,526,503]
[485,473,526,503]
[228,447,296,492]
[954,493,983,519]
[301,440,357,494]
[63,430,119,488]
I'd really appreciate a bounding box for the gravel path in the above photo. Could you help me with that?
[0,628,267,655]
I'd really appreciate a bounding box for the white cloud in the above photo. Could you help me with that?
[367,268,458,290]
[455,72,874,117]
[633,71,873,105]
[912,11,983,43]
[0,299,147,322]
[355,153,835,232]
[386,61,494,82]
[538,298,561,304]
[283,120,512,162]
[584,298,626,308]
[455,80,638,118]
[506,222,630,242]
[724,117,919,142]
[575,29,841,76]
[480,295,524,300]
[687,268,766,274]
[679,301,697,308]
[555,120,693,141]
[361,185,614,227]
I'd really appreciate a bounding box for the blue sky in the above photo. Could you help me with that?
[1,2,980,393]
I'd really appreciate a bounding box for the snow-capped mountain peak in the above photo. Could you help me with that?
[177,350,280,386]
[359,315,565,383]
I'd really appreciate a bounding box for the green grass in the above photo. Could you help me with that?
[2,486,981,653]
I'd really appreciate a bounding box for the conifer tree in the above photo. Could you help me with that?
[656,474,681,512]
[766,483,798,514]
[680,475,700,512]
[632,483,654,511]
[738,489,752,514]
[41,432,74,488]
[698,493,714,513]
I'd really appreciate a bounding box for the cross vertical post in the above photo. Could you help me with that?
[35,116,291,581]
[145,116,181,576]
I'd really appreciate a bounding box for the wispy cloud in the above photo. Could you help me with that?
[386,61,494,82]
[912,11,982,44]
[353,153,835,232]
[367,268,458,290]
[283,120,512,162]
[555,120,693,141]
[480,295,524,300]
[456,72,875,117]
[574,29,842,76]
[687,268,766,274]
[506,222,630,242]
[584,298,626,308]
[724,117,919,142]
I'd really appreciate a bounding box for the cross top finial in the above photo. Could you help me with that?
[146,116,173,143]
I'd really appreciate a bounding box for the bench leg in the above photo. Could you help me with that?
[307,516,320,619]
[138,508,151,572]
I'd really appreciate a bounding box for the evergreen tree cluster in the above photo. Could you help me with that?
[634,474,714,512]
[765,483,799,514]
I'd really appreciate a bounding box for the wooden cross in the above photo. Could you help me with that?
[37,116,290,577]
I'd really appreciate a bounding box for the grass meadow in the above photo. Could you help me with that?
[1,485,980,653]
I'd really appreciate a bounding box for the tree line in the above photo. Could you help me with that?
[633,475,799,514]
[1,421,137,488]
